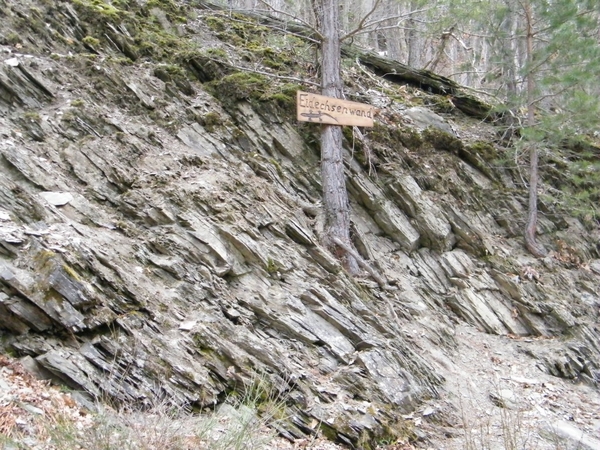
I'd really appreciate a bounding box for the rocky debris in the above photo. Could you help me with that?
[0,354,93,447]
[421,324,600,450]
[0,0,598,448]
[38,191,73,207]
[540,420,600,450]
[0,353,351,449]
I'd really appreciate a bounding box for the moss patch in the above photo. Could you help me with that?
[422,126,463,153]
[201,12,302,76]
[457,141,498,180]
[368,123,423,150]
[82,35,100,47]
[466,140,497,161]
[198,112,222,132]
[184,53,230,83]
[208,72,269,104]
[263,83,300,111]
[72,0,123,23]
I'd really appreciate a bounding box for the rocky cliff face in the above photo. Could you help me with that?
[0,1,599,448]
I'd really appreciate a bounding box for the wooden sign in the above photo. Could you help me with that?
[297,91,374,127]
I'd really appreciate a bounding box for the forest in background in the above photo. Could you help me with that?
[221,0,599,112]
[219,0,600,252]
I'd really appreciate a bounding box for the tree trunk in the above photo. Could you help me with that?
[523,0,547,258]
[406,0,420,67]
[525,144,546,257]
[318,0,359,273]
[426,26,454,73]
[500,0,519,103]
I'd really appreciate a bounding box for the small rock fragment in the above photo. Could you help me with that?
[39,191,73,206]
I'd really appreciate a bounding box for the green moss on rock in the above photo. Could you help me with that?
[5,32,22,45]
[198,112,222,132]
[185,53,229,83]
[422,126,463,153]
[72,0,123,23]
[425,95,455,113]
[262,83,300,110]
[146,0,185,15]
[82,36,100,48]
[396,127,423,150]
[466,140,497,161]
[245,43,292,70]
[204,16,227,32]
[208,72,269,103]
[368,123,423,150]
[458,141,498,180]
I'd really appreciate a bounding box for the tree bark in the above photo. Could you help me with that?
[406,0,420,67]
[318,0,359,273]
[426,26,454,73]
[523,0,547,258]
[495,0,519,104]
[525,144,546,257]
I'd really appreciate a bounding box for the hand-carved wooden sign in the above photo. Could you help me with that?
[297,91,374,127]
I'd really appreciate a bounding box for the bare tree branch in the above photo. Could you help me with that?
[450,30,472,51]
[226,14,322,43]
[254,0,323,40]
[203,55,320,86]
[424,25,455,71]
[531,84,577,106]
[341,6,434,42]
[340,0,382,41]
[344,24,415,37]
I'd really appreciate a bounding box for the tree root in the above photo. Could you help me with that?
[332,237,396,290]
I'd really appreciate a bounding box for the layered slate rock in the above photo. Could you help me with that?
[0,1,599,448]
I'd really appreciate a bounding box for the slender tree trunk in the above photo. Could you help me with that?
[426,26,454,72]
[523,0,547,258]
[501,1,519,102]
[318,0,359,273]
[406,0,420,67]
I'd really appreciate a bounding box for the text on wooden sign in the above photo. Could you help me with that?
[297,91,374,127]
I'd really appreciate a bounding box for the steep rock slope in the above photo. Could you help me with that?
[0,0,599,448]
